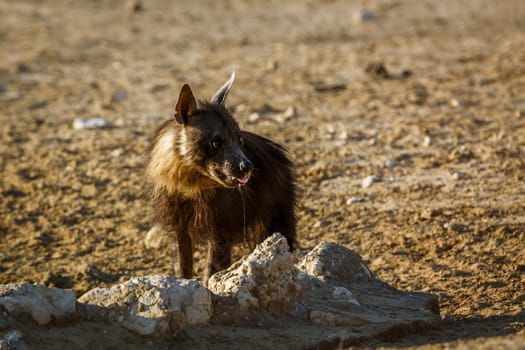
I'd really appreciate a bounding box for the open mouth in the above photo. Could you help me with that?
[234,174,251,185]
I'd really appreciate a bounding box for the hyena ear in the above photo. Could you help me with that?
[174,84,198,124]
[211,71,235,106]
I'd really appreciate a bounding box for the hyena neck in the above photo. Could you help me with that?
[147,123,216,199]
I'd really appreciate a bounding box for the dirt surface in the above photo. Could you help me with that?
[1,0,524,348]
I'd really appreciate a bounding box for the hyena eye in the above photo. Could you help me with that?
[211,139,223,150]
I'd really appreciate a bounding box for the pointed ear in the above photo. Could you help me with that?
[174,84,197,124]
[211,71,235,105]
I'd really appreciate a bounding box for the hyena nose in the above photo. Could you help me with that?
[239,159,253,173]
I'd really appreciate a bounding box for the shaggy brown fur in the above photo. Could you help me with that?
[146,72,296,282]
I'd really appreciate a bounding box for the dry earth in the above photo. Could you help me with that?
[0,0,524,349]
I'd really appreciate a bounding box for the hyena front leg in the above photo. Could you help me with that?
[173,231,193,279]
[204,239,232,285]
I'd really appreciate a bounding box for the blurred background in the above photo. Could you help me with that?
[1,0,524,348]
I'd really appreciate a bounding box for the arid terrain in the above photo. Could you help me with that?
[1,0,524,349]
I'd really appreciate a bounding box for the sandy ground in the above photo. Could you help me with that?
[0,0,524,348]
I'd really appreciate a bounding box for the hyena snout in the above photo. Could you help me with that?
[239,158,253,174]
[227,150,253,184]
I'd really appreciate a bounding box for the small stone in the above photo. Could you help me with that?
[112,88,128,102]
[314,219,330,228]
[144,225,167,249]
[353,9,375,23]
[362,175,378,188]
[452,171,466,180]
[346,196,363,205]
[385,159,395,168]
[297,241,374,283]
[266,60,278,70]
[111,149,123,158]
[450,98,461,107]
[247,112,261,123]
[338,131,349,140]
[423,135,432,147]
[273,107,296,124]
[73,118,111,130]
[325,125,336,135]
[282,106,297,119]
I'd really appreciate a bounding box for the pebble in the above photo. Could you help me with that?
[112,88,128,102]
[353,9,375,23]
[423,135,432,147]
[266,60,278,70]
[73,118,110,130]
[450,98,461,108]
[248,112,261,123]
[338,131,349,140]
[314,219,331,228]
[111,149,123,157]
[452,171,466,180]
[346,196,364,205]
[385,159,395,169]
[282,106,297,119]
[362,175,378,188]
[325,125,336,135]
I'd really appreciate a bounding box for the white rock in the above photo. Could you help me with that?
[423,135,432,147]
[144,224,167,249]
[79,275,212,336]
[385,159,395,168]
[208,233,300,314]
[338,130,349,140]
[0,283,76,325]
[247,112,261,123]
[73,118,110,130]
[452,171,466,180]
[325,125,336,135]
[346,196,363,205]
[362,175,378,188]
[282,106,297,119]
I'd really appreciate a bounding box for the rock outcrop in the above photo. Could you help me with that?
[0,234,440,348]
[208,233,300,315]
[0,283,76,325]
[78,275,212,336]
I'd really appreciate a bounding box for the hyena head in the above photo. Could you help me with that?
[174,72,254,189]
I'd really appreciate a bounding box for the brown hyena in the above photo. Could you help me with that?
[146,72,296,283]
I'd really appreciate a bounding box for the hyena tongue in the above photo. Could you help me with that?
[236,174,250,184]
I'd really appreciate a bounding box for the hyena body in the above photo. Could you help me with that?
[146,73,296,282]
